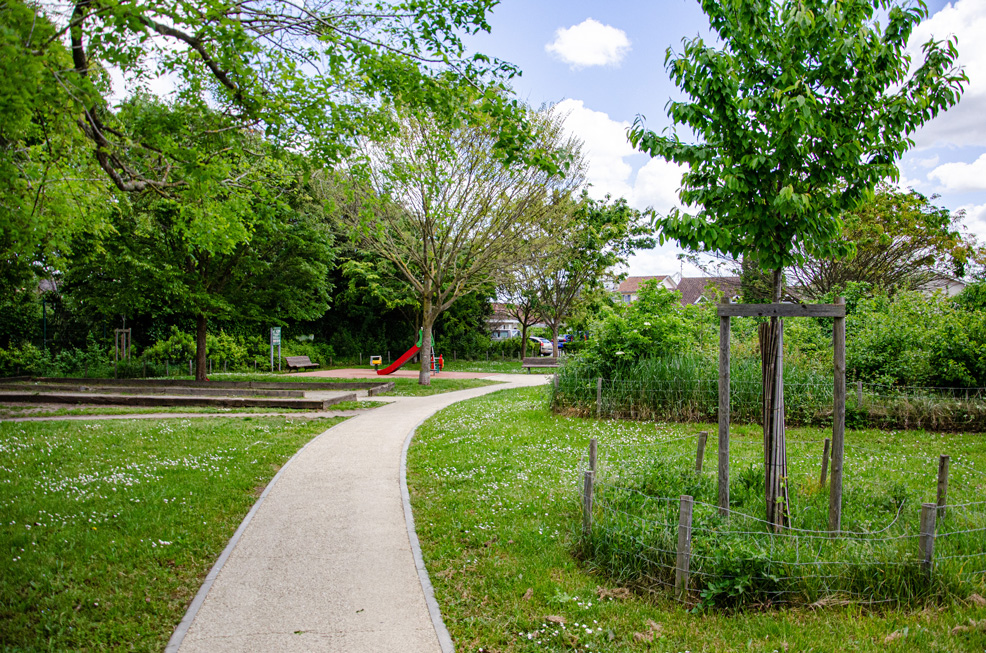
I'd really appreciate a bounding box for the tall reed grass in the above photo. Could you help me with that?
[551,354,986,431]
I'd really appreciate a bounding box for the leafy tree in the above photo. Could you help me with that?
[336,107,581,384]
[0,1,110,264]
[627,0,966,528]
[629,0,966,300]
[535,194,654,355]
[7,0,546,263]
[64,104,335,380]
[791,185,985,298]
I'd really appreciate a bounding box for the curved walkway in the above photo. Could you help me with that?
[168,373,550,653]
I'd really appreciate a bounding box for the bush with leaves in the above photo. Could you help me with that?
[847,291,986,388]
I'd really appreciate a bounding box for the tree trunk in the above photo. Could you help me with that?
[419,315,434,386]
[520,322,530,359]
[551,323,560,358]
[195,314,208,382]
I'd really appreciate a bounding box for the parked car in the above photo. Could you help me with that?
[528,336,554,356]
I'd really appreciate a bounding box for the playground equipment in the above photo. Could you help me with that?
[375,329,445,376]
[375,330,423,375]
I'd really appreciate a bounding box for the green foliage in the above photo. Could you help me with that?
[0,285,41,348]
[567,282,713,379]
[792,185,986,298]
[847,291,986,387]
[0,1,109,263]
[629,0,966,278]
[139,326,196,363]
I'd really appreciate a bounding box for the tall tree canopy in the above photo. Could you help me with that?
[63,101,335,380]
[335,106,583,384]
[790,184,985,298]
[0,2,109,264]
[5,0,543,260]
[629,0,966,299]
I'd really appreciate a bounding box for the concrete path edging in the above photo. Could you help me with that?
[401,418,455,653]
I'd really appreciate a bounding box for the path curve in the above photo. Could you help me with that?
[169,373,550,653]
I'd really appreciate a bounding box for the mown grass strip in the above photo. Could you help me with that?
[407,387,986,652]
[0,415,343,651]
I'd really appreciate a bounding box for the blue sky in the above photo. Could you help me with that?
[468,0,986,278]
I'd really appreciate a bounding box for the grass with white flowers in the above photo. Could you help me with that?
[407,386,986,652]
[0,415,343,651]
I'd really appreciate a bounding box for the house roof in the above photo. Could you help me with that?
[676,276,741,305]
[617,276,669,294]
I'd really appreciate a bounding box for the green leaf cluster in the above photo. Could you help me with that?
[629,0,967,276]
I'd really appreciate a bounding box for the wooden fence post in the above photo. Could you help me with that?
[165,360,168,377]
[695,431,708,473]
[675,495,694,601]
[718,298,731,516]
[937,455,950,518]
[189,359,193,376]
[819,438,831,488]
[596,378,603,418]
[829,296,846,533]
[554,373,559,390]
[589,438,597,477]
[582,471,594,538]
[919,502,937,575]
[856,380,863,406]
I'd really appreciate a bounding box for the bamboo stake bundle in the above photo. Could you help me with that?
[759,318,790,530]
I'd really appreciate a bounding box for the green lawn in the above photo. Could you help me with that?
[0,415,344,651]
[407,386,986,652]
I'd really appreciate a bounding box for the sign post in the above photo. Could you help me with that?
[270,327,281,372]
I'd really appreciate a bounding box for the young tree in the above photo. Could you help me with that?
[498,267,547,360]
[628,0,966,528]
[337,107,583,384]
[629,0,966,301]
[535,194,654,356]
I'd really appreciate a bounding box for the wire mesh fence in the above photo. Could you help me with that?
[552,373,986,432]
[578,431,986,609]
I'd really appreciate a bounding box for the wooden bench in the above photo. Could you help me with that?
[285,355,319,371]
[522,356,559,373]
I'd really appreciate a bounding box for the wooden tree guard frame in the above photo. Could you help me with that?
[717,297,846,532]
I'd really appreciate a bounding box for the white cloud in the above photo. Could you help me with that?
[554,98,687,211]
[928,154,986,191]
[545,18,631,69]
[913,154,940,169]
[553,98,636,198]
[956,202,986,243]
[630,158,686,214]
[553,99,700,276]
[908,0,986,148]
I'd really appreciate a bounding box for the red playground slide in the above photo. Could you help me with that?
[376,329,423,375]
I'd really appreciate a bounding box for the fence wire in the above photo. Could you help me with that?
[554,374,986,432]
[580,432,986,608]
